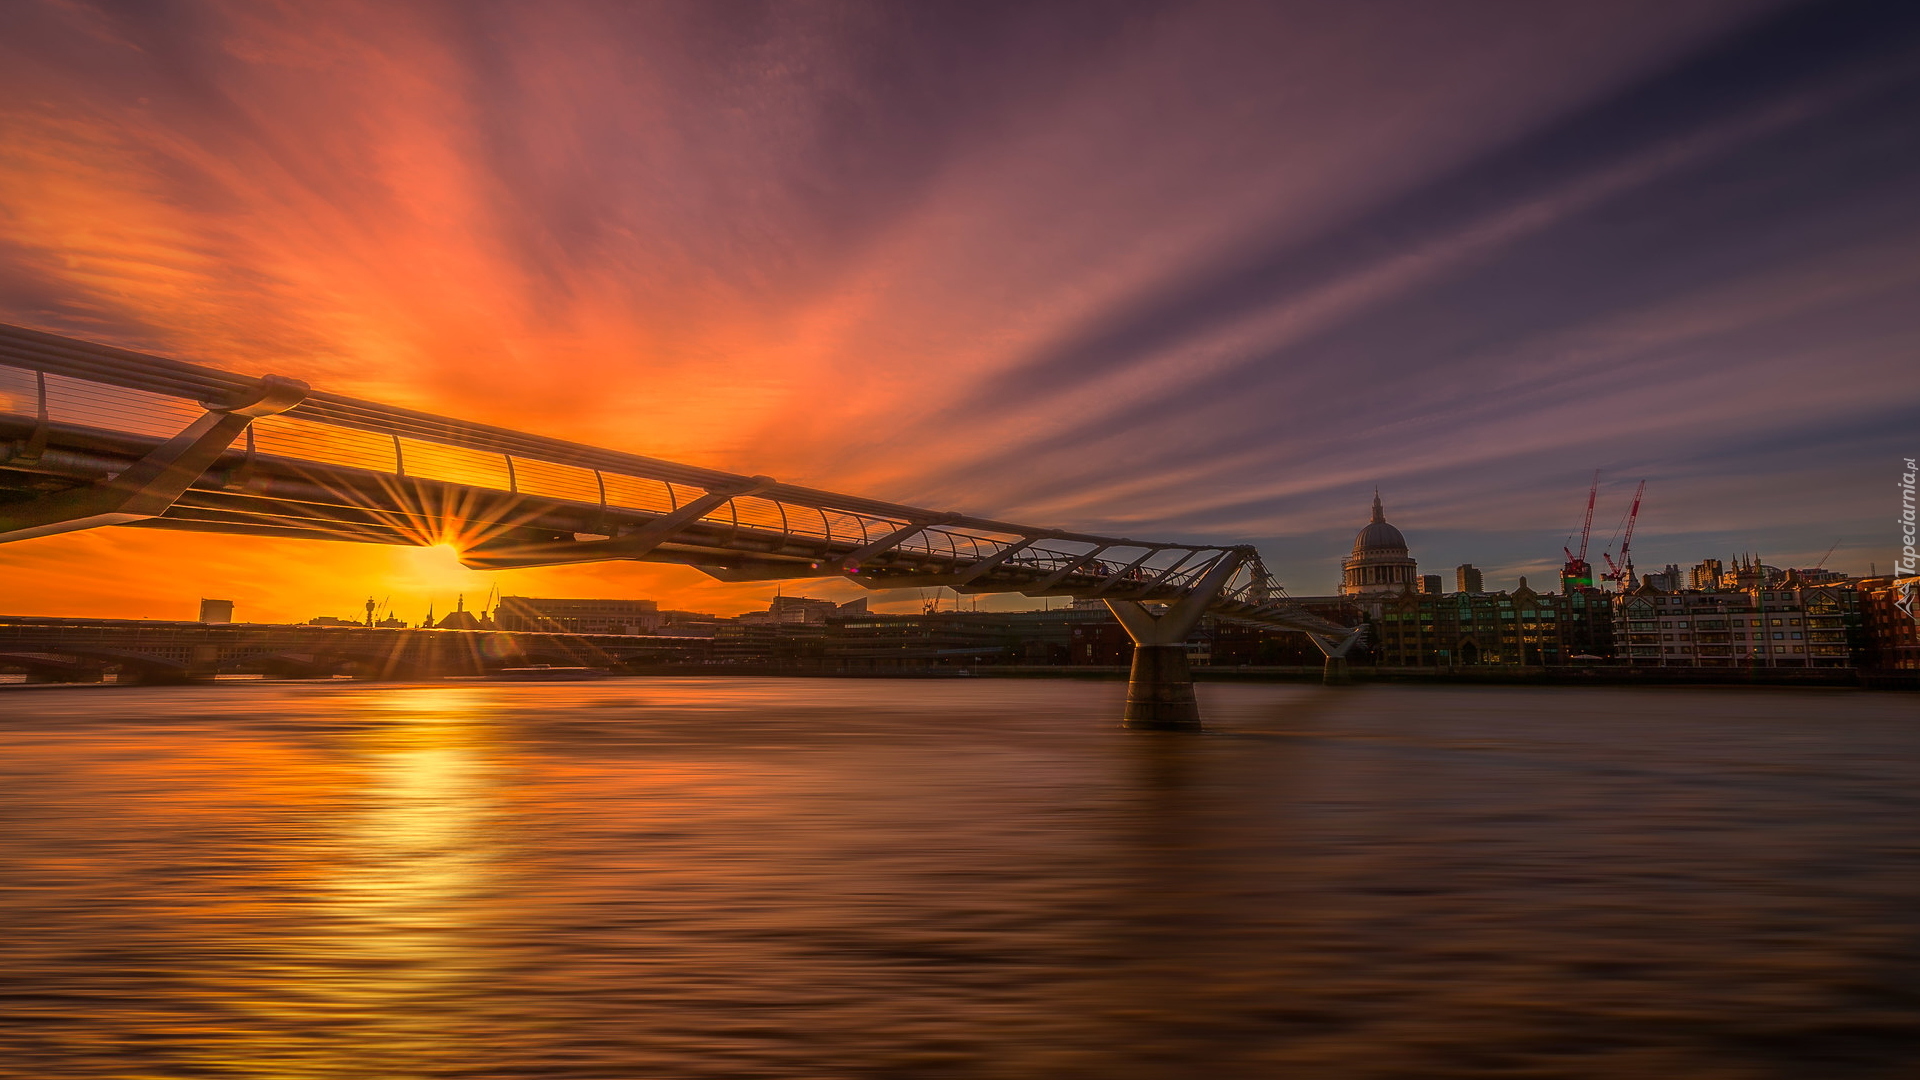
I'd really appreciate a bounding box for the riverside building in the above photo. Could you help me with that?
[1855,577,1920,670]
[1611,574,1856,668]
[1371,579,1611,667]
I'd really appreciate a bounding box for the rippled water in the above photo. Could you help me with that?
[1,679,1915,1078]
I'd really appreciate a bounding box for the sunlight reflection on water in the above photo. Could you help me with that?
[0,679,1915,1077]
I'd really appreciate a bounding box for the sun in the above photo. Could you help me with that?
[396,543,493,596]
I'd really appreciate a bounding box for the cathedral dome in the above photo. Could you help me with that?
[1351,492,1407,554]
[1340,491,1418,597]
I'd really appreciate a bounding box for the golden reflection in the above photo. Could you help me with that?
[240,688,510,1073]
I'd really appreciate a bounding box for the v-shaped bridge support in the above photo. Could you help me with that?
[1305,625,1369,686]
[1103,550,1244,730]
[0,374,308,544]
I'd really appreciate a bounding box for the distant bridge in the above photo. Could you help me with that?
[0,322,1362,726]
[0,616,706,684]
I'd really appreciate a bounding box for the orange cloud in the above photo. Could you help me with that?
[7,0,1908,612]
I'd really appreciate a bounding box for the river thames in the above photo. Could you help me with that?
[1,679,1915,1077]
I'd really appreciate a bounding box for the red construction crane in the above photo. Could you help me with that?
[1601,480,1646,587]
[1562,470,1600,590]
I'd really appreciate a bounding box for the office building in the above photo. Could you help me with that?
[198,599,234,624]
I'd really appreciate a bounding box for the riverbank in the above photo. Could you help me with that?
[7,663,1915,690]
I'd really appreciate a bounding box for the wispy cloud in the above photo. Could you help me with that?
[2,0,1915,617]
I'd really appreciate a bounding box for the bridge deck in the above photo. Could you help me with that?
[0,322,1353,640]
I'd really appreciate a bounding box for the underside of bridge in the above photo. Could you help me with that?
[0,322,1364,728]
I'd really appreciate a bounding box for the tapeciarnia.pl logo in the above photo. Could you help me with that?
[1897,457,1918,622]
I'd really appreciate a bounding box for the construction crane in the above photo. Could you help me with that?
[1561,470,1600,591]
[1600,480,1646,588]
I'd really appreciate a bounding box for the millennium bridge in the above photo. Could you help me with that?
[0,322,1361,728]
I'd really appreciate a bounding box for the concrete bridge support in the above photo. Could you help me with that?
[1309,627,1368,686]
[1119,643,1202,729]
[1105,552,1244,731]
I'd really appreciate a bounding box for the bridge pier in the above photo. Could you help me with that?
[1105,551,1246,732]
[1322,655,1351,686]
[1123,643,1201,730]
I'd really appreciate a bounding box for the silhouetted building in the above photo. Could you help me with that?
[828,612,1027,669]
[435,608,488,631]
[1420,575,1442,596]
[494,596,657,634]
[198,599,234,624]
[1640,564,1685,591]
[1340,491,1418,596]
[738,596,867,627]
[1455,564,1483,594]
[713,620,830,666]
[658,609,722,637]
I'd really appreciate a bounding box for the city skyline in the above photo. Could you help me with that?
[3,0,1917,622]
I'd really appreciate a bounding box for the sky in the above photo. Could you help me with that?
[2,0,1917,622]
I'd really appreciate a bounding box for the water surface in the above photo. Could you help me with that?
[1,679,1915,1077]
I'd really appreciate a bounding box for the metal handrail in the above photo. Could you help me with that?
[0,320,1346,635]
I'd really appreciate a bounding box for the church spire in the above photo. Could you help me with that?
[1371,488,1384,523]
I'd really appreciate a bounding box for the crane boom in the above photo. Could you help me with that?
[1560,470,1601,590]
[1601,480,1645,586]
[1565,469,1599,562]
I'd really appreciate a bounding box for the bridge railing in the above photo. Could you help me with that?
[0,321,1347,637]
